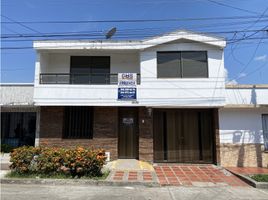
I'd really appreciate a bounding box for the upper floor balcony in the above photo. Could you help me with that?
[39,73,141,85]
[33,30,227,107]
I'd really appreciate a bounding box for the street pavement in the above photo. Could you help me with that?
[1,184,268,200]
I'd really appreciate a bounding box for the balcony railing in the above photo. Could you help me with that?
[39,73,141,85]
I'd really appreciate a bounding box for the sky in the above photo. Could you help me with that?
[1,0,268,84]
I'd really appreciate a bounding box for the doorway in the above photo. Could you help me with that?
[153,109,214,163]
[118,107,139,159]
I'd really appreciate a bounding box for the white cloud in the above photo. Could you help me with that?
[227,80,238,85]
[254,55,267,61]
[237,72,247,78]
[224,68,238,85]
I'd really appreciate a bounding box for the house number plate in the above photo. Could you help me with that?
[122,118,134,125]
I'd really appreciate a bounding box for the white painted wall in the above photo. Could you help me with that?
[1,84,34,105]
[219,108,268,144]
[225,87,268,105]
[34,41,226,107]
[40,52,140,74]
[139,42,225,107]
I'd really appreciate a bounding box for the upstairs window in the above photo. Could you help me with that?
[157,51,208,78]
[70,56,110,84]
[63,107,93,139]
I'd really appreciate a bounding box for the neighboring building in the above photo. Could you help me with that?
[1,84,38,148]
[220,85,268,167]
[1,30,267,167]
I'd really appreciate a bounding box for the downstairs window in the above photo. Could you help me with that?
[63,107,93,139]
[262,114,268,150]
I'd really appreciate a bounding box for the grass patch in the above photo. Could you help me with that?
[5,170,110,180]
[250,174,268,182]
[82,170,110,180]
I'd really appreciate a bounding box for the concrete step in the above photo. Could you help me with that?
[1,163,11,170]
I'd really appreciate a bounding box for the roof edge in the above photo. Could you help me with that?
[0,83,34,86]
[226,84,268,89]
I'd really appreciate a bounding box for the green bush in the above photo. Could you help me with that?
[10,146,106,178]
[1,144,15,153]
[251,174,268,182]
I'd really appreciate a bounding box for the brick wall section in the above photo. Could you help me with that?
[93,107,118,138]
[39,106,118,160]
[139,107,153,162]
[40,106,64,138]
[220,144,268,167]
[213,109,221,165]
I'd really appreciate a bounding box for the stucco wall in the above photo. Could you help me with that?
[139,42,225,107]
[225,87,268,105]
[41,52,140,74]
[34,41,225,107]
[219,108,268,167]
[219,108,268,144]
[1,84,34,106]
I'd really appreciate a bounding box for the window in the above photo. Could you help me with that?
[157,52,181,78]
[1,112,36,147]
[157,51,208,78]
[70,56,110,84]
[63,107,93,139]
[262,114,268,150]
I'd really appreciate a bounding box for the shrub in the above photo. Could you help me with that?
[251,174,268,182]
[10,146,106,178]
[10,146,41,173]
[1,143,15,153]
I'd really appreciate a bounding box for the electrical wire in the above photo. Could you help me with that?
[206,0,261,15]
[2,15,268,24]
[1,15,42,34]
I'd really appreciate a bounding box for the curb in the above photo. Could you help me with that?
[0,178,160,187]
[233,173,268,189]
[225,169,268,189]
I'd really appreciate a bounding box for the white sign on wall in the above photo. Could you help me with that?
[118,73,137,100]
[118,73,137,87]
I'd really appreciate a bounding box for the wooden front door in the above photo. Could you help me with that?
[118,107,138,159]
[153,109,214,163]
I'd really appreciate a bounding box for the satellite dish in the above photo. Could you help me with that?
[106,27,117,39]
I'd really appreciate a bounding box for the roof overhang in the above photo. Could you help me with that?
[33,30,226,50]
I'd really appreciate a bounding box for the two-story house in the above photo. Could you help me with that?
[1,30,267,167]
[33,30,226,164]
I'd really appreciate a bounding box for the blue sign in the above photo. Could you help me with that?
[118,88,136,100]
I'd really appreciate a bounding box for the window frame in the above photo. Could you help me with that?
[262,114,268,151]
[156,51,182,79]
[157,51,209,79]
[70,56,111,84]
[62,106,94,139]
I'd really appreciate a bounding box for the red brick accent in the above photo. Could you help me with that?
[39,106,118,160]
[39,106,155,162]
[213,108,221,165]
[139,107,153,162]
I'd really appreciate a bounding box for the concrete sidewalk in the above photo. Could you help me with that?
[2,183,268,200]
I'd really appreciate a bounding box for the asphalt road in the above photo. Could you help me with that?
[1,184,268,200]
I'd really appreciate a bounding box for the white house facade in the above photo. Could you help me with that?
[1,30,267,167]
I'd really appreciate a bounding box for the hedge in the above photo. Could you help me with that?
[10,146,106,178]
